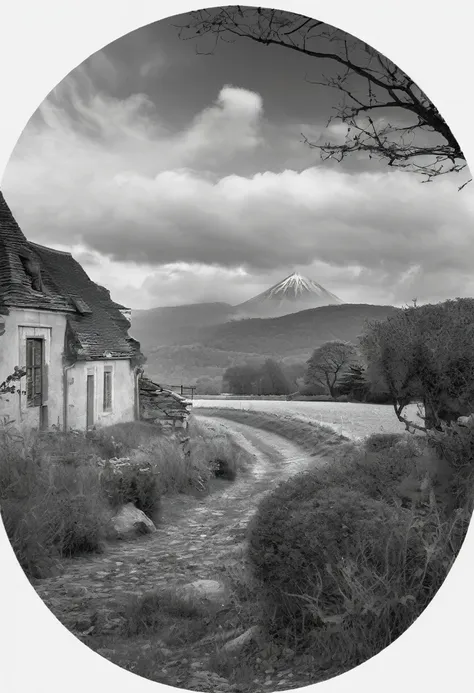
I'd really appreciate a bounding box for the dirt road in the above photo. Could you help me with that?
[31,417,319,691]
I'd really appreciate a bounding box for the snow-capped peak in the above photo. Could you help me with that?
[235,271,343,318]
[266,272,342,301]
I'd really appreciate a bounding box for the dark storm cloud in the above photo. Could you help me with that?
[2,10,473,309]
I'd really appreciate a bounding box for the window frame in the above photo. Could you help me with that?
[103,365,113,413]
[25,337,44,408]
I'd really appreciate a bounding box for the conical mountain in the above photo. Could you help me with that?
[235,271,343,318]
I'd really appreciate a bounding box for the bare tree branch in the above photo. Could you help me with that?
[174,7,469,186]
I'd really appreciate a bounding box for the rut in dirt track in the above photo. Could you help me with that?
[33,417,320,635]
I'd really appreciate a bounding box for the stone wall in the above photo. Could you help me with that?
[139,376,192,429]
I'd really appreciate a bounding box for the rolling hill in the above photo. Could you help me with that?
[199,303,399,357]
[143,345,267,386]
[131,271,344,348]
[131,302,237,350]
[133,302,399,388]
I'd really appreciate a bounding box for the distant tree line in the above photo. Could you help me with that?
[220,342,394,402]
[219,297,474,432]
[223,359,295,396]
[303,298,474,432]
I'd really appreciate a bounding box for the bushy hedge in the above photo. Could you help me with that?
[249,487,423,625]
[247,429,472,670]
[427,421,474,511]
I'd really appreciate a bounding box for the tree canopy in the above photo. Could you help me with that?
[305,340,357,397]
[223,359,291,395]
[360,299,474,431]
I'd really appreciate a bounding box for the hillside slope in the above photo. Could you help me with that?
[200,303,399,358]
[131,302,236,349]
[144,345,267,385]
[139,303,398,386]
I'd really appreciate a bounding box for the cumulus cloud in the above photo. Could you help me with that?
[177,85,263,165]
[3,63,474,309]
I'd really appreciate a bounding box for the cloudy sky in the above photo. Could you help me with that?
[2,8,473,309]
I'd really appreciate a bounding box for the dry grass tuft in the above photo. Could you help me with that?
[1,416,252,579]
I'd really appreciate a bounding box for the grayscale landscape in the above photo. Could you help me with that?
[1,5,473,693]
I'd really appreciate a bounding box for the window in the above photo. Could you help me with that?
[103,367,113,412]
[26,338,43,407]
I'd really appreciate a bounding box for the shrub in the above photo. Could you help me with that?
[364,432,406,452]
[0,421,172,578]
[51,491,106,556]
[1,413,253,580]
[0,427,108,577]
[123,589,206,636]
[365,391,395,404]
[426,422,474,511]
[99,457,162,520]
[308,433,431,505]
[249,487,407,624]
[87,421,164,460]
[99,433,208,518]
[244,419,474,676]
[247,478,468,672]
[188,418,253,482]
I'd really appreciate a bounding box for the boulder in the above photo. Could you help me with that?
[222,626,260,654]
[457,414,474,427]
[110,503,156,540]
[176,579,230,610]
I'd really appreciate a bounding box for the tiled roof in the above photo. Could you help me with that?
[0,191,73,312]
[0,190,143,362]
[32,243,142,361]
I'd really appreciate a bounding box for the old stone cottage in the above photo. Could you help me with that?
[0,191,145,430]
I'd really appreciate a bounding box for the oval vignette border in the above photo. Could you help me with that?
[0,2,473,693]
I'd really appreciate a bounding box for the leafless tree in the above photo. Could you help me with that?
[175,7,469,187]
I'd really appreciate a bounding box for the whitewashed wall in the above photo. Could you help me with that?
[0,307,67,428]
[0,309,137,430]
[66,358,137,430]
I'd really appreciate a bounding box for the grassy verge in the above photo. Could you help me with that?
[0,418,252,580]
[195,406,351,459]
[190,408,474,686]
[188,416,255,481]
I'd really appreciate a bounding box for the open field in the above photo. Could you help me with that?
[193,400,423,440]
